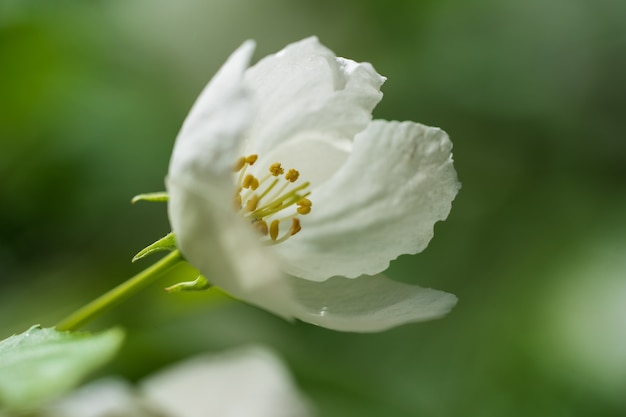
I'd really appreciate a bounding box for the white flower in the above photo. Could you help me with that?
[39,378,151,417]
[167,37,460,332]
[141,346,312,417]
[39,347,312,417]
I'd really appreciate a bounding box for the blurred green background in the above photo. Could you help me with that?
[1,0,626,416]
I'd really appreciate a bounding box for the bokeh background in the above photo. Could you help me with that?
[1,0,626,415]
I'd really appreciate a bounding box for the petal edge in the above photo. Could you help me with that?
[290,274,457,332]
[276,120,460,281]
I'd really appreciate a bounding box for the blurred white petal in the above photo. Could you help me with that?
[141,346,313,417]
[41,378,153,417]
[37,348,312,417]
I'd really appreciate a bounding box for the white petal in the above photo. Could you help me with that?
[169,40,256,181]
[243,37,385,156]
[252,136,349,189]
[166,176,296,319]
[42,378,150,417]
[166,41,299,318]
[290,274,457,332]
[275,120,460,281]
[141,346,312,417]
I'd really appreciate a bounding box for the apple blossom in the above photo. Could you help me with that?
[166,37,460,332]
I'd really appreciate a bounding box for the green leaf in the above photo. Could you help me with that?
[132,232,177,262]
[131,192,169,204]
[164,275,211,292]
[0,325,124,413]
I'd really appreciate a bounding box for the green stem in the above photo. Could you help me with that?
[56,250,184,331]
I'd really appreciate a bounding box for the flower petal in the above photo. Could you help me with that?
[251,136,350,189]
[42,378,150,417]
[141,346,312,417]
[167,41,299,317]
[169,40,256,181]
[167,176,297,319]
[243,37,385,156]
[290,274,458,332]
[275,120,460,281]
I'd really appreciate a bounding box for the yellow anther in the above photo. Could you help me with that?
[233,157,246,172]
[297,205,311,215]
[234,155,310,244]
[254,220,268,235]
[242,174,260,190]
[269,163,284,176]
[285,169,299,182]
[245,194,260,212]
[290,218,302,235]
[296,197,312,215]
[297,198,312,207]
[270,219,280,241]
[242,174,253,189]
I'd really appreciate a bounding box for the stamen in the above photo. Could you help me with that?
[270,220,280,241]
[242,174,260,190]
[296,198,312,214]
[245,194,260,212]
[269,163,284,176]
[246,154,258,165]
[297,206,311,215]
[285,169,299,182]
[241,172,272,203]
[235,154,258,185]
[264,181,290,205]
[253,220,268,235]
[257,178,279,201]
[290,218,301,235]
[242,174,254,189]
[233,157,246,172]
[264,218,302,245]
[297,198,312,207]
[250,182,310,218]
[234,155,312,245]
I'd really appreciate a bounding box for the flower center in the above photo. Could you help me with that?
[233,154,312,245]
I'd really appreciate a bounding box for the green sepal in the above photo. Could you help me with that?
[131,192,169,204]
[0,325,124,413]
[165,275,211,292]
[132,232,177,263]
